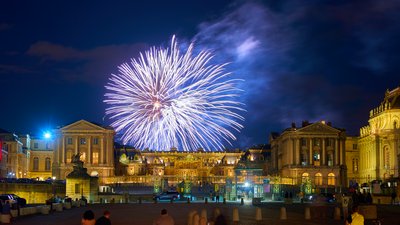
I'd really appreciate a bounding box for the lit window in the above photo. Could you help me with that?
[92,152,99,164]
[353,144,357,150]
[328,173,335,186]
[315,173,322,185]
[66,151,72,163]
[80,152,86,162]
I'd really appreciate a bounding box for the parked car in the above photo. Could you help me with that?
[0,194,26,207]
[153,191,180,201]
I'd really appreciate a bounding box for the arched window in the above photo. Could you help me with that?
[328,173,335,186]
[33,157,39,171]
[302,173,309,183]
[394,120,398,129]
[45,157,51,171]
[315,173,322,185]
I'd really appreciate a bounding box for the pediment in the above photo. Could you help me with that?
[297,122,341,134]
[61,120,107,131]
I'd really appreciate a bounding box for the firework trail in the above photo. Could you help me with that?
[104,36,245,151]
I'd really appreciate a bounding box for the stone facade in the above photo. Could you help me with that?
[270,121,347,190]
[358,87,400,183]
[52,120,115,180]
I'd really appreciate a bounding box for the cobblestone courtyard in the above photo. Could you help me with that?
[10,202,399,225]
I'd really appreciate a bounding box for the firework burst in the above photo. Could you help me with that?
[104,36,245,151]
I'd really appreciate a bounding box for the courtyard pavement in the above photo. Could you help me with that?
[10,202,398,225]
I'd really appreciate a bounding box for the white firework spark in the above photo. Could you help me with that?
[104,36,245,151]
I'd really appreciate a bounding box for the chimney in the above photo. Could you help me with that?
[291,122,296,128]
[327,122,332,126]
[302,120,309,127]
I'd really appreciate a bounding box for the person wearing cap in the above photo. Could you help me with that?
[95,210,111,225]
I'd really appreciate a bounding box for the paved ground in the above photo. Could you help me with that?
[10,202,398,225]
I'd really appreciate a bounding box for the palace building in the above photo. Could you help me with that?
[358,87,400,183]
[270,121,347,193]
[52,120,115,180]
[0,86,400,196]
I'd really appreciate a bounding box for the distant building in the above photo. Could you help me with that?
[0,129,28,178]
[270,121,347,192]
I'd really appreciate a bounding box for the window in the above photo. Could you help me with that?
[327,153,333,166]
[353,158,359,172]
[313,151,320,164]
[67,137,72,145]
[315,173,322,185]
[93,138,99,145]
[45,157,51,171]
[314,138,320,146]
[302,173,309,183]
[34,143,38,149]
[300,152,307,166]
[301,138,307,146]
[327,139,332,146]
[66,151,72,163]
[328,173,335,186]
[353,144,357,150]
[80,152,86,162]
[394,121,398,129]
[33,157,39,171]
[75,184,81,194]
[80,138,86,145]
[92,152,99,164]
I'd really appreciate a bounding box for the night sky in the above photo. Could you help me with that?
[1,0,400,148]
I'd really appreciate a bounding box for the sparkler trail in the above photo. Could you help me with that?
[104,36,245,151]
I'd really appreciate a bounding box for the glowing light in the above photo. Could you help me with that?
[105,36,245,151]
[44,131,51,139]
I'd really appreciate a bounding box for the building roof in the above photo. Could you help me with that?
[385,86,400,109]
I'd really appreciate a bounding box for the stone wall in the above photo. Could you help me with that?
[0,183,65,204]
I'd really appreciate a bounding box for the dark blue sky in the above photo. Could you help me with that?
[1,0,400,148]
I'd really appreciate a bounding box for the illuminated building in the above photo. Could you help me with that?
[52,120,115,180]
[359,87,400,183]
[0,129,28,178]
[270,121,347,193]
[26,135,54,180]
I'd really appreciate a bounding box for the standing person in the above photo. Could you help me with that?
[82,210,96,225]
[391,191,397,204]
[95,210,111,225]
[153,209,174,225]
[346,205,364,225]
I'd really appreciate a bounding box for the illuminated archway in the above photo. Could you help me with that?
[328,173,335,186]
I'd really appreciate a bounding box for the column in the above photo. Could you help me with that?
[88,136,91,164]
[395,138,399,177]
[309,138,313,165]
[322,138,326,166]
[100,136,104,165]
[289,138,293,165]
[341,138,346,166]
[62,136,65,163]
[75,136,79,155]
[335,139,339,165]
[295,138,300,165]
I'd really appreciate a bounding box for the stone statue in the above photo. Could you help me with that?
[71,152,84,170]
